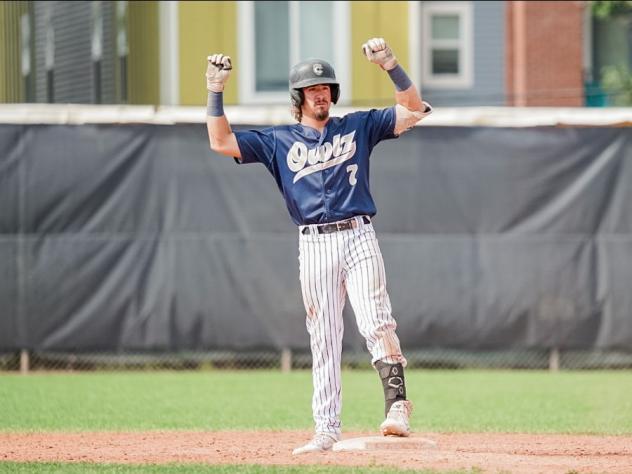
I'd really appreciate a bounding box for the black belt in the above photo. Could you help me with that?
[301,216,371,235]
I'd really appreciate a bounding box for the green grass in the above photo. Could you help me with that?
[0,463,464,474]
[1,370,632,434]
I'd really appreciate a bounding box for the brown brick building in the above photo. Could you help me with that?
[505,1,585,106]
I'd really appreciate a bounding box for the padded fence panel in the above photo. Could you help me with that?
[0,123,631,353]
[0,125,20,234]
[0,241,19,349]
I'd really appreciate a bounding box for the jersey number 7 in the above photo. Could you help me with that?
[346,164,358,186]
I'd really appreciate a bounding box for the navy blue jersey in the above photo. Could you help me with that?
[234,107,397,225]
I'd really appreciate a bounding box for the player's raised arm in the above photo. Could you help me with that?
[206,54,241,158]
[362,38,432,135]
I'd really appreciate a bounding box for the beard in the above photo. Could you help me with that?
[315,109,330,121]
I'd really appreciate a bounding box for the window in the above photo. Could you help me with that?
[44,3,55,103]
[20,12,33,102]
[422,1,472,88]
[238,1,350,104]
[254,1,289,92]
[116,1,128,103]
[91,1,103,104]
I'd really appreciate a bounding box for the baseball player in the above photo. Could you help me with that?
[206,37,431,454]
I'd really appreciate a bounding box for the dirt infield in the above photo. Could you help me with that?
[2,431,632,473]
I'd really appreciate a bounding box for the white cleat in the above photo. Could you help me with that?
[380,400,413,437]
[292,432,340,455]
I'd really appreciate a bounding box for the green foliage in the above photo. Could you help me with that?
[592,0,632,19]
[0,464,455,474]
[601,64,632,105]
[0,461,481,474]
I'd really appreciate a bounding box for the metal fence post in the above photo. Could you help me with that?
[549,347,560,371]
[19,349,30,374]
[281,348,292,373]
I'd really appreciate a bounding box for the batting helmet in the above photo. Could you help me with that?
[289,59,340,109]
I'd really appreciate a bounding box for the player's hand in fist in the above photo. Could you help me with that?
[206,54,232,92]
[362,38,398,71]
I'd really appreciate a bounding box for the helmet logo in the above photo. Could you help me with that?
[313,63,324,76]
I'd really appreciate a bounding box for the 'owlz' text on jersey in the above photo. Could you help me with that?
[287,131,357,183]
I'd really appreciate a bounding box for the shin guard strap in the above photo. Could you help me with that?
[375,361,406,416]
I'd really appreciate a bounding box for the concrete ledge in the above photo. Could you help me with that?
[2,103,632,127]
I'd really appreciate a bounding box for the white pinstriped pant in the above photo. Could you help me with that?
[298,217,407,436]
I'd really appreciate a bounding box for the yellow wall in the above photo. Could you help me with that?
[176,0,408,107]
[351,1,410,107]
[179,1,237,105]
[0,1,29,103]
[128,1,160,105]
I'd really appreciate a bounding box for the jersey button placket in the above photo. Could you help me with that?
[323,168,334,221]
[319,128,331,221]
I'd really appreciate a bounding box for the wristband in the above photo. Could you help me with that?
[387,65,412,92]
[207,91,224,117]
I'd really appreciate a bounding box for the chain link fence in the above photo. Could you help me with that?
[3,348,632,373]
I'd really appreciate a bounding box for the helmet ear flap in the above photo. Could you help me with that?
[290,89,303,108]
[330,84,340,104]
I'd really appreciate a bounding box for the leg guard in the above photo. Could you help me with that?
[375,360,407,417]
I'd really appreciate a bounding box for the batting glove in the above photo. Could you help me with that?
[362,37,398,71]
[206,54,232,92]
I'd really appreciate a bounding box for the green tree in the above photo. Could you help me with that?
[592,0,632,19]
[592,1,632,105]
[601,65,632,105]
